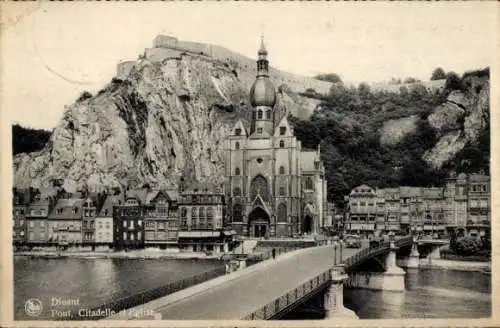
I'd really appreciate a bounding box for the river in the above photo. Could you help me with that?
[14,257,222,320]
[344,268,491,319]
[14,257,490,320]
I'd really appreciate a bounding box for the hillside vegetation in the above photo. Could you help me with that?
[290,68,490,207]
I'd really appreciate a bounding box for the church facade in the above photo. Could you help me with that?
[224,39,328,238]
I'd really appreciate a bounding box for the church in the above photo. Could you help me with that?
[224,38,328,238]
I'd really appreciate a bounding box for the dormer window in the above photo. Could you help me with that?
[235,142,240,150]
[266,110,271,119]
[257,128,263,134]
[279,140,285,148]
[279,166,285,175]
[257,110,263,119]
[235,167,240,176]
[235,128,241,136]
[280,127,286,135]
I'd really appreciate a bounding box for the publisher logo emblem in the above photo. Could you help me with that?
[25,298,43,317]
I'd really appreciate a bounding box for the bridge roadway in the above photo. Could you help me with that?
[109,242,367,320]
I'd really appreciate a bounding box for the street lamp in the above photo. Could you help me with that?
[333,241,338,265]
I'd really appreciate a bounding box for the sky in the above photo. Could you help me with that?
[1,2,498,130]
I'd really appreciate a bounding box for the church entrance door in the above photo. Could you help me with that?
[248,207,270,238]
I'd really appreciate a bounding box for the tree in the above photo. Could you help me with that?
[77,91,93,102]
[445,72,462,90]
[430,67,446,80]
[314,73,343,84]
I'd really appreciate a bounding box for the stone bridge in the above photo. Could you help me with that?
[106,236,447,320]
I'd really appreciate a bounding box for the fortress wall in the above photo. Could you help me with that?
[144,48,184,62]
[116,61,136,79]
[152,36,333,95]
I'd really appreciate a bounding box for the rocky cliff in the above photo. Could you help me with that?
[424,73,490,168]
[13,37,325,192]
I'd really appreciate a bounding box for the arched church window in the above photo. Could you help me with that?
[279,140,285,148]
[305,177,313,190]
[235,142,240,150]
[257,110,263,119]
[279,166,285,175]
[233,187,241,196]
[233,204,243,222]
[250,175,269,202]
[278,203,287,222]
[280,127,286,135]
[235,128,241,136]
[235,167,240,176]
[279,186,285,196]
[266,110,271,119]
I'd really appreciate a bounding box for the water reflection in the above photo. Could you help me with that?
[14,257,222,320]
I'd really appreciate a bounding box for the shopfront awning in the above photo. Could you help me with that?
[178,231,221,238]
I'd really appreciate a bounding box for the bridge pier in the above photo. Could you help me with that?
[324,265,358,319]
[406,238,420,269]
[345,241,405,292]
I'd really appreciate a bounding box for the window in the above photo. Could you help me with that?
[130,220,134,229]
[279,140,285,148]
[235,142,240,150]
[257,110,263,119]
[20,231,25,236]
[305,177,313,190]
[256,158,263,164]
[250,175,269,201]
[280,127,286,135]
[182,208,187,218]
[235,167,240,176]
[233,187,241,196]
[138,232,142,240]
[29,232,34,240]
[257,127,263,133]
[279,166,285,175]
[104,209,109,216]
[235,128,241,136]
[40,221,45,227]
[30,221,34,228]
[40,232,45,239]
[138,220,142,227]
[207,207,213,219]
[130,233,135,241]
[123,221,127,228]
[279,187,285,196]
[20,220,24,226]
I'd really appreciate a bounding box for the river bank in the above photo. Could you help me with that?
[397,258,491,273]
[14,249,225,260]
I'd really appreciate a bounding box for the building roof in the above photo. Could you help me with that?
[48,198,85,220]
[350,184,376,196]
[126,188,149,204]
[422,187,444,199]
[183,182,222,195]
[98,194,124,217]
[469,174,489,183]
[399,187,422,197]
[300,151,318,172]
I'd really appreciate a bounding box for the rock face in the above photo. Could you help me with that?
[424,74,489,168]
[379,115,419,146]
[13,37,329,192]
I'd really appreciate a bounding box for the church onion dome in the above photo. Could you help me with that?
[250,78,276,107]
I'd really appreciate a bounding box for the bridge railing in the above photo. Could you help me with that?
[242,270,331,320]
[71,266,226,320]
[343,235,413,270]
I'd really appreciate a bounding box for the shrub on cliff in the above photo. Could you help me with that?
[12,124,51,155]
[77,91,93,102]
